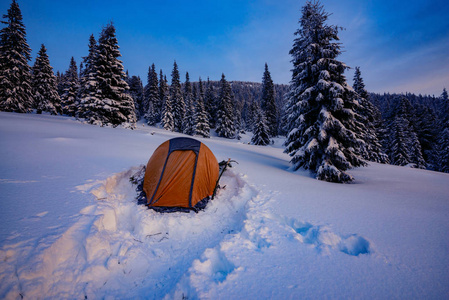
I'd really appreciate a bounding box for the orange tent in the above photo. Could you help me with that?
[143,137,219,211]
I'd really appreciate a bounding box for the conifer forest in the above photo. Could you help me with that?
[1,0,448,182]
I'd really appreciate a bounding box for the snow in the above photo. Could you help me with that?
[1,111,448,299]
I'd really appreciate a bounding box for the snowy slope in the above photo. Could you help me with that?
[0,112,448,299]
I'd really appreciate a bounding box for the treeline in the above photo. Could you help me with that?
[1,0,448,176]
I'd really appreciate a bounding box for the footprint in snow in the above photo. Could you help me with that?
[287,220,371,256]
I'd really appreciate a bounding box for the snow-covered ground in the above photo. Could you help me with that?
[0,111,448,299]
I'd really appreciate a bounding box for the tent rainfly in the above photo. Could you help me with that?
[143,137,219,211]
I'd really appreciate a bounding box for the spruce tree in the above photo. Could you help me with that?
[61,57,79,116]
[194,78,210,138]
[284,1,366,183]
[386,96,425,168]
[245,96,258,131]
[0,0,33,112]
[216,73,236,139]
[251,108,271,146]
[414,105,438,169]
[143,63,159,124]
[78,34,101,123]
[261,63,278,137]
[56,71,65,99]
[183,72,195,135]
[78,34,98,120]
[389,116,411,166]
[352,66,388,163]
[93,22,136,126]
[205,77,215,128]
[32,44,61,115]
[128,75,144,119]
[161,91,174,131]
[158,70,168,112]
[352,67,369,99]
[170,61,185,132]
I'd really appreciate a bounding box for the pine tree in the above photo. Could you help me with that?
[170,61,185,132]
[143,63,159,122]
[205,77,215,128]
[251,108,271,146]
[386,96,425,168]
[128,75,144,119]
[56,71,65,98]
[216,73,236,139]
[389,116,411,166]
[61,57,79,116]
[352,67,369,99]
[245,96,258,131]
[283,1,366,183]
[261,63,278,137]
[0,0,33,112]
[161,91,174,131]
[93,22,136,126]
[158,70,168,113]
[194,77,210,138]
[78,34,98,120]
[414,105,438,169]
[352,66,388,163]
[32,44,61,115]
[183,72,195,135]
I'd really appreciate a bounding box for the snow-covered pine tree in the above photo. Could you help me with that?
[352,67,368,99]
[216,73,236,139]
[389,116,411,166]
[159,70,168,113]
[352,66,388,163]
[169,61,185,132]
[78,34,98,120]
[283,1,366,183]
[414,105,438,169]
[55,70,62,95]
[143,64,159,124]
[0,0,33,112]
[61,57,79,116]
[261,63,278,137]
[251,108,271,146]
[194,77,210,138]
[205,77,215,128]
[94,22,136,126]
[386,96,425,168]
[128,75,144,120]
[161,91,174,131]
[234,110,244,140]
[183,72,192,101]
[183,72,195,135]
[32,44,61,115]
[245,96,258,131]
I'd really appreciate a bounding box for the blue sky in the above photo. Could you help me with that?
[1,0,448,95]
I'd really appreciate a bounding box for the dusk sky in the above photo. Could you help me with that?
[1,0,448,96]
